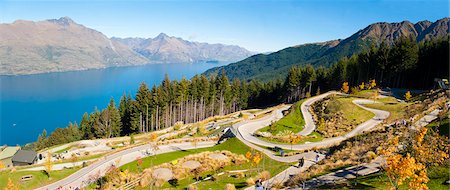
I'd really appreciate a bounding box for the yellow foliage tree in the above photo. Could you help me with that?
[385,153,428,190]
[359,82,365,90]
[245,151,252,160]
[197,123,207,135]
[4,178,19,190]
[405,91,412,101]
[150,133,158,142]
[369,79,376,89]
[252,152,262,166]
[380,129,437,190]
[0,160,4,169]
[44,152,53,175]
[412,128,449,167]
[288,134,302,150]
[341,82,349,93]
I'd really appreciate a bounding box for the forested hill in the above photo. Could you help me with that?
[203,18,450,81]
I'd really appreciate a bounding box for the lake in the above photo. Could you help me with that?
[0,63,226,146]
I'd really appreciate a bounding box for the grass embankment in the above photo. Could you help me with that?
[363,96,409,124]
[313,95,374,138]
[352,90,379,99]
[122,138,291,189]
[320,165,450,190]
[259,100,306,134]
[257,99,323,144]
[0,167,80,190]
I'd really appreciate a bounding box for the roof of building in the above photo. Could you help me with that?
[0,146,20,160]
[12,150,37,164]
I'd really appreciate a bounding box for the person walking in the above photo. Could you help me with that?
[255,179,263,190]
[298,157,304,168]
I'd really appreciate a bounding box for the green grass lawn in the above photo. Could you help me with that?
[321,165,450,190]
[259,99,306,135]
[122,138,291,189]
[0,167,81,190]
[334,96,375,126]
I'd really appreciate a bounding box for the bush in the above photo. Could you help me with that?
[257,171,270,181]
[224,183,236,190]
[246,177,255,186]
[130,135,135,144]
[187,184,198,190]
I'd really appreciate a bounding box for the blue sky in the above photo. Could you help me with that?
[1,0,448,52]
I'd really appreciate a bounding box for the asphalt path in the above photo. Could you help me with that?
[235,97,389,151]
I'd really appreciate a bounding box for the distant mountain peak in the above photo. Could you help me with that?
[0,17,149,75]
[155,33,170,39]
[47,16,75,26]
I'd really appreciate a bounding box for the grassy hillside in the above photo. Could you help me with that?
[203,38,372,82]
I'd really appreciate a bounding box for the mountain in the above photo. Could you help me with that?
[203,18,450,81]
[112,33,254,64]
[0,17,149,75]
[0,17,254,75]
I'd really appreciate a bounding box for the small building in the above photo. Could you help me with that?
[0,146,21,168]
[12,150,37,166]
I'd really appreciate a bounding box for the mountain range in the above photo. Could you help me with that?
[112,34,254,64]
[0,17,254,75]
[203,18,450,81]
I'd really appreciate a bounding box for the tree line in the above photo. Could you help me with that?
[34,73,284,150]
[283,36,449,101]
[33,36,449,150]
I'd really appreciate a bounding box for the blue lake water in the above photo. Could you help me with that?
[0,63,226,146]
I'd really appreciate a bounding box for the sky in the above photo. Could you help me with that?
[0,0,448,52]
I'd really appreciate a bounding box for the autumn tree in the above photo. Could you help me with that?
[44,152,53,177]
[405,91,412,101]
[288,134,302,150]
[369,79,376,89]
[378,126,447,190]
[4,178,19,190]
[359,82,365,90]
[341,82,349,94]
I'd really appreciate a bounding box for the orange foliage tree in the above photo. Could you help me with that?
[380,126,449,190]
[4,178,19,190]
[341,82,349,93]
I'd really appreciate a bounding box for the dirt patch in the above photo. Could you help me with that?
[153,168,173,181]
[181,160,201,170]
[208,153,228,160]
